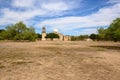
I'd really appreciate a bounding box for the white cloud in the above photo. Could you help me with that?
[79,29,97,35]
[11,0,77,11]
[40,0,81,11]
[0,0,81,25]
[0,0,120,35]
[108,0,120,3]
[36,3,120,34]
[12,0,35,8]
[0,8,47,24]
[41,2,70,11]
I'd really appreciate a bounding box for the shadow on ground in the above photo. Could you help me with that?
[90,45,120,50]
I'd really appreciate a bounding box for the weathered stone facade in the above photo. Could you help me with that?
[42,27,46,41]
[41,27,71,41]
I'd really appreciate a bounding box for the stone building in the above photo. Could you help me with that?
[41,27,71,41]
[63,35,71,41]
[42,27,46,41]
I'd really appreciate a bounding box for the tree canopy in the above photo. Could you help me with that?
[97,18,120,42]
[0,18,120,42]
[106,18,120,41]
[71,35,89,41]
[0,21,37,41]
[89,34,99,41]
[46,33,59,40]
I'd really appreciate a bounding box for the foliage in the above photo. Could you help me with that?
[106,18,120,42]
[97,28,106,40]
[71,18,120,42]
[0,21,37,41]
[46,33,59,40]
[0,29,5,33]
[97,18,120,42]
[37,33,42,38]
[71,36,78,41]
[71,35,89,41]
[89,34,99,41]
[78,35,89,40]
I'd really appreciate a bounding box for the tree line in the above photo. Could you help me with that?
[0,21,37,41]
[0,18,120,42]
[71,18,120,42]
[0,21,60,41]
[90,18,120,42]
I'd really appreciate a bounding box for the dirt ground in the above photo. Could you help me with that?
[0,41,120,80]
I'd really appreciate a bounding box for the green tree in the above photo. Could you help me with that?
[0,29,5,33]
[0,29,5,40]
[0,21,37,41]
[71,36,77,41]
[37,33,42,38]
[5,25,17,39]
[106,18,120,42]
[98,27,106,40]
[89,34,98,41]
[78,35,84,41]
[78,35,89,41]
[14,21,27,40]
[46,33,59,40]
[21,27,37,41]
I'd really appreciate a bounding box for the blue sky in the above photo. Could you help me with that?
[0,0,120,35]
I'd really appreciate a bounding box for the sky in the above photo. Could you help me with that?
[0,0,120,35]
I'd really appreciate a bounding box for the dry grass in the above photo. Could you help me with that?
[0,41,120,80]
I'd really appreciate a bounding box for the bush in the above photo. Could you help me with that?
[46,33,59,40]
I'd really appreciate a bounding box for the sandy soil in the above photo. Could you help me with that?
[0,41,120,80]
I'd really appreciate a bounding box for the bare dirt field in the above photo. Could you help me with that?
[0,41,120,80]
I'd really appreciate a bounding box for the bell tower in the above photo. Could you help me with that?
[42,27,46,40]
